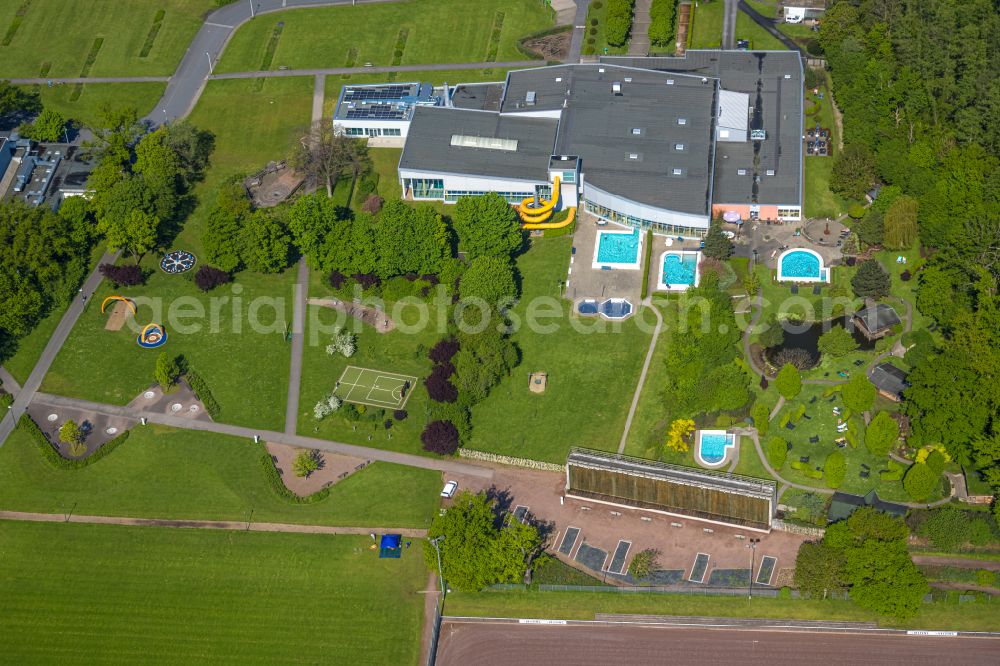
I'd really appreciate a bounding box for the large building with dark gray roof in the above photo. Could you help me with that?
[342,55,803,237]
[602,52,804,223]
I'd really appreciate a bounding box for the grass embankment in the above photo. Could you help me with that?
[218,0,553,73]
[0,425,441,527]
[0,0,211,78]
[0,521,427,664]
[445,589,1000,632]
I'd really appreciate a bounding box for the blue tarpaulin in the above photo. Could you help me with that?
[379,534,402,559]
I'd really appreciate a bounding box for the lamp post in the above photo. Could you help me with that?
[747,537,761,602]
[430,536,446,607]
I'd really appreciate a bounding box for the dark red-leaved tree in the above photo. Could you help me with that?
[329,270,347,289]
[429,337,460,364]
[194,265,231,292]
[393,409,408,421]
[425,365,458,403]
[100,263,144,287]
[421,420,459,455]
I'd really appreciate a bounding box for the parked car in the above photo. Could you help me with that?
[440,480,458,498]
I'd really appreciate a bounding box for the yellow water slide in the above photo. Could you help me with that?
[522,206,576,230]
[517,176,560,223]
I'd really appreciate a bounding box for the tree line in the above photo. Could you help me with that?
[821,0,1000,520]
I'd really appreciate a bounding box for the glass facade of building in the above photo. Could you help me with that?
[343,127,402,137]
[410,178,444,199]
[584,200,708,238]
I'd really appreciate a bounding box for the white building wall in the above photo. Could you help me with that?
[583,183,710,233]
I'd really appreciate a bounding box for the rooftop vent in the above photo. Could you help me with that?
[671,168,684,176]
[612,82,622,95]
[766,169,776,176]
[666,79,675,85]
[525,91,536,106]
[598,67,605,73]
[677,118,687,125]
[451,135,518,152]
[784,74,792,79]
[701,77,708,84]
[631,127,642,136]
[555,77,562,82]
[628,153,640,160]
[624,77,632,83]
[737,168,747,175]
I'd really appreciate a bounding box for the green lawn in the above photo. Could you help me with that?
[690,0,724,49]
[41,266,295,431]
[581,0,629,56]
[183,76,314,254]
[735,12,788,50]
[0,0,213,78]
[469,238,654,463]
[445,589,1000,632]
[804,70,849,219]
[0,424,441,527]
[0,521,427,664]
[218,0,552,73]
[25,82,166,127]
[297,301,443,456]
[746,1,779,19]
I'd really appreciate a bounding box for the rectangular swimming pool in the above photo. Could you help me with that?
[593,226,642,270]
[657,250,701,291]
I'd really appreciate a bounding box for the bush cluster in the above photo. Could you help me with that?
[184,369,221,418]
[99,262,144,287]
[259,453,330,504]
[16,415,130,469]
[648,0,676,47]
[194,265,231,292]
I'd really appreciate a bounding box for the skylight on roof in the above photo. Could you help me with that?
[450,135,518,151]
[671,168,683,176]
[631,128,643,136]
[737,168,747,176]
[677,118,687,125]
[628,153,640,160]
[666,79,674,85]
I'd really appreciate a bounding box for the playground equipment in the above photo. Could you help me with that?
[517,176,561,224]
[137,323,168,349]
[160,250,196,274]
[522,206,576,230]
[100,296,136,315]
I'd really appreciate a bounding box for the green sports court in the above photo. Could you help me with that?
[334,366,418,410]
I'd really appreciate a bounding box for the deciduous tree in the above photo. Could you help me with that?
[865,411,899,456]
[775,363,802,399]
[818,325,859,358]
[851,259,891,299]
[453,193,522,260]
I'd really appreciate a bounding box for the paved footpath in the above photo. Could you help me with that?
[0,252,118,447]
[32,391,494,478]
[618,302,663,454]
[284,259,309,434]
[0,510,428,537]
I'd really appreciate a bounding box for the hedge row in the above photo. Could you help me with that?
[606,0,636,47]
[16,414,130,469]
[649,0,677,47]
[259,453,331,504]
[184,370,220,419]
[640,229,653,299]
[457,448,563,472]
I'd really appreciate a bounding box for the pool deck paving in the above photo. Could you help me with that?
[565,213,643,305]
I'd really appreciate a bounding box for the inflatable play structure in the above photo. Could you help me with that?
[137,323,168,349]
[101,295,136,315]
[516,176,576,230]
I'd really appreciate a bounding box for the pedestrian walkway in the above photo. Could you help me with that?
[0,510,428,537]
[567,1,591,63]
[628,0,652,56]
[284,260,308,435]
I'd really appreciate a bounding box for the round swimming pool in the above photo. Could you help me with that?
[777,248,826,282]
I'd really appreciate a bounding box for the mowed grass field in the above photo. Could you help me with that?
[41,265,296,431]
[0,0,213,78]
[183,76,314,252]
[29,82,166,127]
[0,425,441,527]
[217,0,553,73]
[689,0,725,49]
[0,521,427,664]
[469,238,654,463]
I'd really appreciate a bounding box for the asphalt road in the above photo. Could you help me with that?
[146,0,385,125]
[31,392,494,478]
[435,621,1000,666]
[722,0,739,49]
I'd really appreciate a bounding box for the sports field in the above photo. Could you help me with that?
[336,366,418,410]
[0,521,426,663]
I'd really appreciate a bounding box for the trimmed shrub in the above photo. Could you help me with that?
[775,363,802,399]
[751,401,771,435]
[185,369,221,418]
[15,415,130,469]
[260,453,330,504]
[194,265,231,292]
[824,450,846,488]
[393,409,408,421]
[361,194,383,215]
[903,462,938,501]
[767,436,787,469]
[421,420,460,455]
[99,262,144,287]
